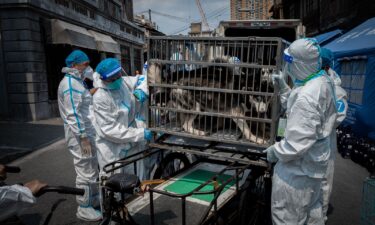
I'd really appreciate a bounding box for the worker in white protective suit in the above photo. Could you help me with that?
[228,56,242,76]
[320,48,348,222]
[58,50,101,221]
[265,38,338,225]
[131,63,162,180]
[92,58,153,174]
[122,69,151,180]
[170,49,184,73]
[0,165,47,221]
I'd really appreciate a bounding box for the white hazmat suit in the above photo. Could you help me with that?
[321,68,348,221]
[58,67,100,220]
[267,39,338,225]
[0,185,36,221]
[92,72,148,174]
[125,74,152,180]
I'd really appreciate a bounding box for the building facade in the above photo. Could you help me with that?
[134,14,164,60]
[0,0,145,121]
[189,22,214,37]
[230,0,274,20]
[281,0,375,36]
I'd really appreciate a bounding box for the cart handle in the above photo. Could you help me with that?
[103,148,161,173]
[4,166,21,173]
[35,186,84,197]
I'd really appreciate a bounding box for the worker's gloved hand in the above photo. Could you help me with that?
[144,129,153,141]
[89,87,98,95]
[133,89,148,103]
[80,136,92,157]
[272,71,288,92]
[24,179,48,196]
[82,78,94,91]
[0,164,6,180]
[263,145,278,163]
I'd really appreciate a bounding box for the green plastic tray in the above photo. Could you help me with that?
[164,169,235,202]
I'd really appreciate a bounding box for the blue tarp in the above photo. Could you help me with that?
[324,17,375,140]
[314,29,343,45]
[325,17,375,57]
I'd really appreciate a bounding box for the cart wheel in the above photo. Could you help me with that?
[239,170,271,225]
[153,152,191,179]
[204,215,226,225]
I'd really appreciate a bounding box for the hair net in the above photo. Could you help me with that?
[96,58,122,80]
[65,50,89,67]
[321,48,334,68]
[283,38,322,82]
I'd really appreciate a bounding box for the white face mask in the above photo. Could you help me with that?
[82,66,94,80]
[283,39,322,83]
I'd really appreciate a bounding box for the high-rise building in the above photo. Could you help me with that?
[230,0,274,20]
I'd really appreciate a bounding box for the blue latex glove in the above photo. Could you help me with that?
[263,145,278,163]
[134,89,148,103]
[272,71,288,91]
[144,129,153,141]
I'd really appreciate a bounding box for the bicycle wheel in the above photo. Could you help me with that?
[239,169,271,225]
[153,152,191,179]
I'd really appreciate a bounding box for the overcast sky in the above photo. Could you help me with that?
[133,0,230,35]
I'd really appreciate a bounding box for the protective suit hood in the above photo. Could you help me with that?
[62,67,82,79]
[283,38,322,81]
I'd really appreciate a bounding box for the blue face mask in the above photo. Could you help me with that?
[107,78,122,90]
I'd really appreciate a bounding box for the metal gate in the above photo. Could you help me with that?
[147,36,287,148]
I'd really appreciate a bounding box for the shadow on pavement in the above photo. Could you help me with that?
[42,199,67,225]
[3,214,43,225]
[0,122,64,164]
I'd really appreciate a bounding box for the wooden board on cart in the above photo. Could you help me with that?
[127,162,250,225]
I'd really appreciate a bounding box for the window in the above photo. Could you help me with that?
[134,48,142,73]
[340,58,367,105]
[54,0,94,19]
[305,0,314,15]
[123,0,134,21]
[290,4,295,19]
[55,0,70,8]
[104,0,121,20]
[121,45,131,75]
[71,1,89,17]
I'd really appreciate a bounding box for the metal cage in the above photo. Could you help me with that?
[147,36,287,148]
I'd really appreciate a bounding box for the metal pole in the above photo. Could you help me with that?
[150,191,155,225]
[182,197,186,225]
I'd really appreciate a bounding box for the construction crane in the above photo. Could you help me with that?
[195,0,210,31]
[137,9,190,24]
